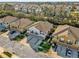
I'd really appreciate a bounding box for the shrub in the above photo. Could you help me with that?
[14,34,25,41]
[38,41,51,52]
[1,29,8,32]
[3,52,12,57]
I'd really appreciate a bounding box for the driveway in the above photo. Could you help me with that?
[0,35,51,58]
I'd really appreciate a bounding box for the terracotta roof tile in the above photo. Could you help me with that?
[2,16,18,24]
[10,18,33,31]
[34,21,53,33]
[53,25,79,50]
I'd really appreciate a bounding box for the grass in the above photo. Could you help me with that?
[38,41,51,53]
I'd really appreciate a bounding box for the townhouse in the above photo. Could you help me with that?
[27,21,53,50]
[52,25,79,58]
[8,18,33,39]
[0,16,18,32]
[1,16,18,25]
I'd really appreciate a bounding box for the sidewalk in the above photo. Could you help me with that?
[46,48,62,58]
[38,52,52,58]
[19,37,28,45]
[0,31,9,38]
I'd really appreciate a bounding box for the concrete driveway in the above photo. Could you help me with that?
[0,34,51,58]
[0,31,52,58]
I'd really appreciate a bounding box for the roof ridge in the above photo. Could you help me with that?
[53,25,69,35]
[69,26,79,40]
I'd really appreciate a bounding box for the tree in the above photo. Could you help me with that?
[15,12,26,19]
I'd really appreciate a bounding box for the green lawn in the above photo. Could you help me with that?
[38,41,51,53]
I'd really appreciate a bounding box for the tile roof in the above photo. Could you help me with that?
[53,25,79,50]
[10,18,33,31]
[53,25,79,39]
[53,25,69,35]
[33,21,53,33]
[2,16,18,24]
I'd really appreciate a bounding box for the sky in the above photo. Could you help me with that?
[0,0,79,2]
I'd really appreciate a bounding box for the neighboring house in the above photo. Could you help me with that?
[8,29,20,40]
[52,25,79,58]
[3,4,15,11]
[21,4,42,15]
[0,17,16,32]
[14,3,24,11]
[2,16,18,25]
[27,21,53,50]
[14,4,21,11]
[9,18,33,32]
[8,18,33,39]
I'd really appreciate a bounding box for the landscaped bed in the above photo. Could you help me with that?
[3,52,12,57]
[38,41,51,53]
[1,29,8,32]
[13,34,25,41]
